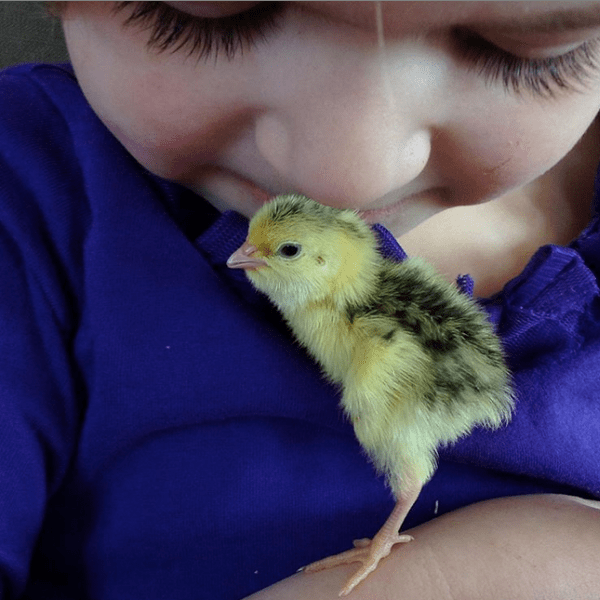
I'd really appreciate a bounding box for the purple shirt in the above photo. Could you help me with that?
[0,63,598,600]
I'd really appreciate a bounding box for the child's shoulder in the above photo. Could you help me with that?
[0,61,75,80]
[0,64,92,236]
[0,62,128,167]
[0,62,137,226]
[0,62,80,122]
[0,62,98,186]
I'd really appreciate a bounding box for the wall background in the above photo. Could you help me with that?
[0,2,69,69]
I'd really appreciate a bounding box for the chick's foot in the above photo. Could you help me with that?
[303,530,414,596]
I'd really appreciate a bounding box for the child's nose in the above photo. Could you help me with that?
[255,110,431,208]
[253,52,435,209]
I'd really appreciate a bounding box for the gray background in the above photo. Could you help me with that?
[0,2,69,69]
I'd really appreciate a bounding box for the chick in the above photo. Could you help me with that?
[227,194,514,596]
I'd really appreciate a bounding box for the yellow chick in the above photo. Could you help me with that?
[227,194,514,596]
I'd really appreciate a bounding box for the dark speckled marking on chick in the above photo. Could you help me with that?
[346,261,495,351]
[345,258,507,412]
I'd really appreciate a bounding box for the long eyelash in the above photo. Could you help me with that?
[453,28,600,98]
[114,1,285,61]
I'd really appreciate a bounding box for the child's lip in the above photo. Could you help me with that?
[358,187,448,223]
[219,167,275,204]
[197,166,447,229]
[192,166,277,213]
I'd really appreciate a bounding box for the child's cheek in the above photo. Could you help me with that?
[441,90,600,204]
[63,3,254,180]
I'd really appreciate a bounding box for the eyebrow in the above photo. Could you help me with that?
[484,5,600,34]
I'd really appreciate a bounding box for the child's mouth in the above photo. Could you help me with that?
[191,166,276,215]
[193,165,449,238]
[358,187,450,237]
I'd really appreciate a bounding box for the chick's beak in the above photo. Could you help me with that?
[227,240,268,271]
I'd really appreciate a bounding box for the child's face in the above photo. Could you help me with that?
[62,2,600,237]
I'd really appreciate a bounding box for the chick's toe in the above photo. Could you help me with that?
[304,529,414,596]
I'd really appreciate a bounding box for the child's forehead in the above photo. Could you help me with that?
[298,1,600,34]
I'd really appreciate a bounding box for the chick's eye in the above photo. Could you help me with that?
[277,243,302,258]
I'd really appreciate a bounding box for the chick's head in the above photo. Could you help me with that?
[228,194,380,312]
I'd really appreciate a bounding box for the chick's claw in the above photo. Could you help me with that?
[303,531,414,596]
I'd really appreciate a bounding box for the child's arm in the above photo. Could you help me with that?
[246,494,600,600]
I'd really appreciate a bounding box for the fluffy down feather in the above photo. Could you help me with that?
[228,194,514,595]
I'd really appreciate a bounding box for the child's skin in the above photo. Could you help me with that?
[61,1,600,297]
[58,2,600,597]
[250,495,600,600]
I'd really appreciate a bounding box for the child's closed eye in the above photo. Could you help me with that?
[452,27,600,98]
[114,1,287,61]
[115,1,600,101]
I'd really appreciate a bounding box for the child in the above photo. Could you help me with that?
[1,2,599,599]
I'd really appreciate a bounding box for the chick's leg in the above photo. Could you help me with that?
[303,482,421,596]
